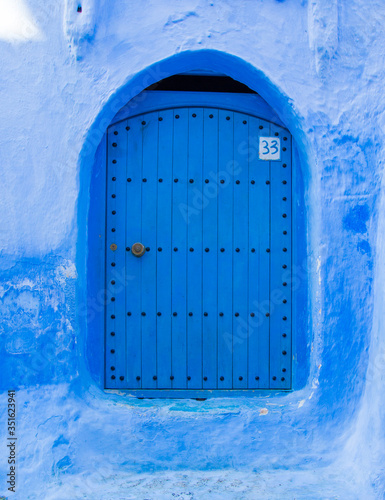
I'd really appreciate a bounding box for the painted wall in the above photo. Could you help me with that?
[1,0,385,498]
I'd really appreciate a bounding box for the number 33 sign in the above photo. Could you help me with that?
[259,137,281,160]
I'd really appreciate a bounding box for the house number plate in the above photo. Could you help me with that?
[259,137,281,160]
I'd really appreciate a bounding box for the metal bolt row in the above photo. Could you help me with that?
[109,247,288,252]
[121,177,288,184]
[113,127,289,140]
[113,245,288,250]
[117,311,288,319]
[110,373,286,382]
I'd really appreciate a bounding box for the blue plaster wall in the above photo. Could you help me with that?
[1,1,384,498]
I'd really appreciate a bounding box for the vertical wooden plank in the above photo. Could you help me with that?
[125,115,143,388]
[105,121,127,389]
[202,108,219,389]
[217,109,234,389]
[171,108,188,389]
[186,108,203,389]
[270,123,292,389]
[141,112,158,388]
[232,113,249,389]
[248,117,270,389]
[156,109,173,389]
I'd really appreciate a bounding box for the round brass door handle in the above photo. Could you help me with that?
[131,242,146,257]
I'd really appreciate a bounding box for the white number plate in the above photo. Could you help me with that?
[259,137,281,161]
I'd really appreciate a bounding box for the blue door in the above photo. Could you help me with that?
[105,97,292,394]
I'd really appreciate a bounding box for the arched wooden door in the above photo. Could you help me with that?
[105,93,292,395]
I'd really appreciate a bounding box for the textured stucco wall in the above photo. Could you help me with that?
[1,1,385,498]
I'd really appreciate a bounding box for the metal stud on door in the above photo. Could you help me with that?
[105,101,292,395]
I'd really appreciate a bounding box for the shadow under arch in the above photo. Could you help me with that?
[77,49,315,395]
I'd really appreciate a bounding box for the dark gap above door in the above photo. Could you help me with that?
[145,75,257,94]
